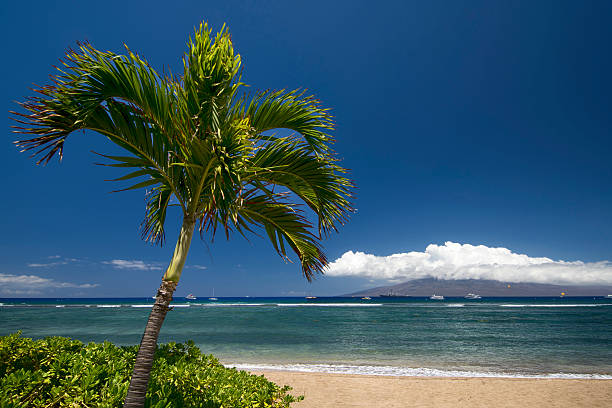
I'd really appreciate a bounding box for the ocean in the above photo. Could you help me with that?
[1,296,611,379]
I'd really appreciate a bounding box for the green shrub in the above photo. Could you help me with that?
[0,332,302,407]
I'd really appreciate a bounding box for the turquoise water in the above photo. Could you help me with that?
[2,297,611,378]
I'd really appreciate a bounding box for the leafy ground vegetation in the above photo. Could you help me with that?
[0,333,302,407]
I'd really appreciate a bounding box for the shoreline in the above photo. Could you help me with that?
[253,370,612,408]
[229,362,612,379]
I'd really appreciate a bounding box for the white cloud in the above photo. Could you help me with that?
[104,260,206,271]
[27,261,67,268]
[27,256,80,268]
[326,242,612,286]
[0,273,98,296]
[103,259,161,271]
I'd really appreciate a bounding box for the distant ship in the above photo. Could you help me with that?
[361,296,371,300]
[429,294,444,300]
[606,295,612,298]
[464,293,482,299]
[379,292,408,297]
[185,294,196,300]
[305,296,317,299]
[208,288,218,301]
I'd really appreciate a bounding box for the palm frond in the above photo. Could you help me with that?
[12,86,87,164]
[12,48,187,211]
[141,185,173,245]
[248,137,353,235]
[233,193,327,281]
[12,41,178,162]
[179,22,242,139]
[85,100,186,209]
[68,41,178,137]
[246,89,334,154]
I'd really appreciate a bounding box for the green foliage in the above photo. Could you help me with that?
[0,333,302,408]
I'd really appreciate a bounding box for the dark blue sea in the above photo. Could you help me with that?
[2,296,611,378]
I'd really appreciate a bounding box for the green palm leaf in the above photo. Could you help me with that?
[234,193,327,281]
[246,89,334,154]
[248,137,353,235]
[141,186,174,245]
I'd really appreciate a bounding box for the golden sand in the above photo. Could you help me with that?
[254,370,612,408]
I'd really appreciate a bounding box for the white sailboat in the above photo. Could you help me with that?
[209,288,218,301]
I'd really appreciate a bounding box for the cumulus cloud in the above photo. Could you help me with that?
[326,242,612,286]
[0,273,98,296]
[103,259,161,271]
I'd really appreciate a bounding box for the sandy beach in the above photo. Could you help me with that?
[254,370,612,408]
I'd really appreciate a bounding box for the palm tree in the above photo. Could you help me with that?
[12,22,352,407]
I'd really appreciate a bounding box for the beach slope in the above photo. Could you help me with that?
[255,371,612,408]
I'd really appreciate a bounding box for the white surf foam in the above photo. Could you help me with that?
[96,305,121,308]
[228,363,612,379]
[198,303,267,307]
[500,304,607,308]
[277,303,383,307]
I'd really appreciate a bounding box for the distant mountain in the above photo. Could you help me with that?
[344,278,612,297]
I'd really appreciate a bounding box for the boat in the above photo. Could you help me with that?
[606,295,612,298]
[208,288,218,301]
[305,296,317,299]
[464,293,481,299]
[429,294,444,300]
[361,296,371,300]
[185,294,197,300]
[379,292,408,297]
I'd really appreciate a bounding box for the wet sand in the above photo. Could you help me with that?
[254,370,612,408]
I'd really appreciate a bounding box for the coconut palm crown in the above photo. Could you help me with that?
[12,23,353,407]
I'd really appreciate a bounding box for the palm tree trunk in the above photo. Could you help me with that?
[123,217,196,408]
[123,279,177,407]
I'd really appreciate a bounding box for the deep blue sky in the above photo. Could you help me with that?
[2,1,611,297]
